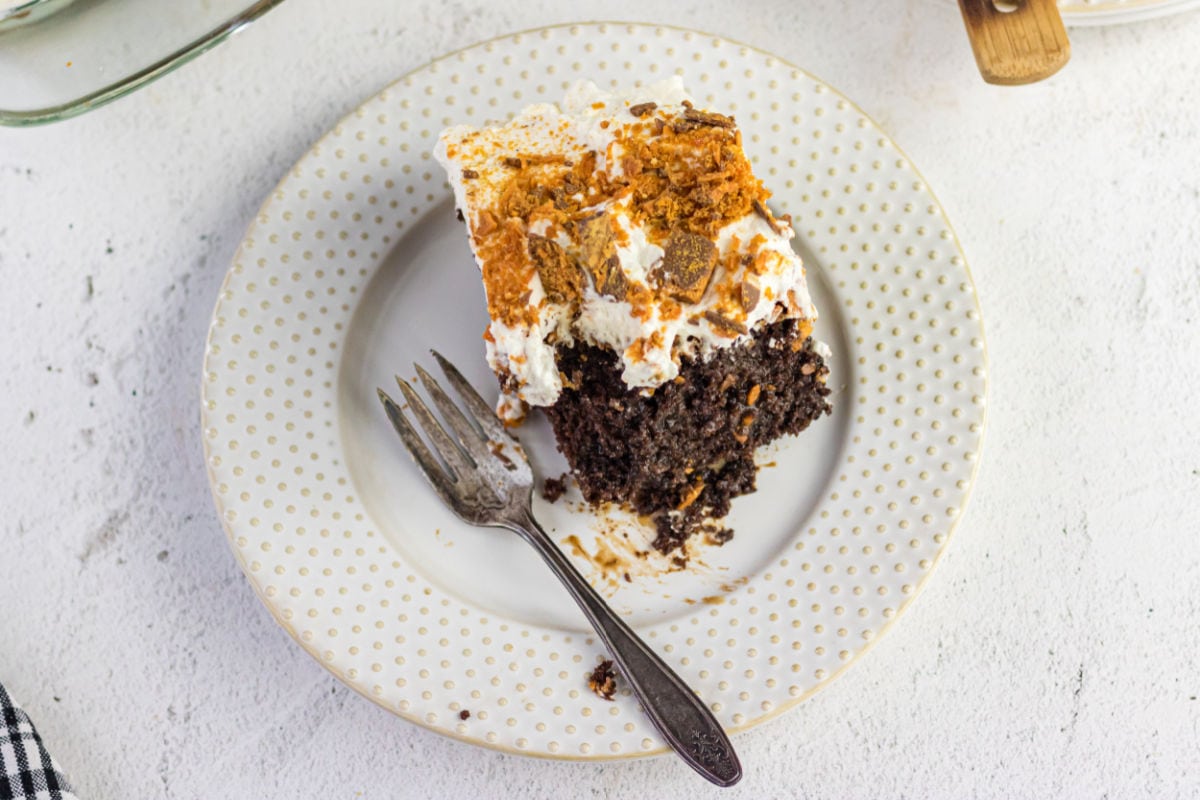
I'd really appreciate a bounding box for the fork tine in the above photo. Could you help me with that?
[414,364,493,464]
[376,388,459,505]
[431,350,513,444]
[394,374,476,477]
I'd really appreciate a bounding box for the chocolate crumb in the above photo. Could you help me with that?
[488,440,517,469]
[659,230,718,303]
[502,156,523,168]
[588,659,617,701]
[628,101,657,118]
[739,280,761,312]
[459,709,470,720]
[651,118,665,136]
[709,527,734,545]
[623,572,632,583]
[455,208,465,222]
[703,310,749,336]
[543,474,569,503]
[673,106,737,133]
[683,107,735,128]
[461,168,479,180]
[752,198,783,235]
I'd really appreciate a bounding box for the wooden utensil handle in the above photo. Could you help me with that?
[958,0,1070,85]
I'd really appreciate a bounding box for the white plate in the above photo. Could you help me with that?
[202,22,989,760]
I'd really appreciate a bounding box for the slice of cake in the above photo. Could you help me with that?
[435,78,831,553]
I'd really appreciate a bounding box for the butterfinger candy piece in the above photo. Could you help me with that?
[659,229,718,304]
[577,213,627,300]
[528,234,582,303]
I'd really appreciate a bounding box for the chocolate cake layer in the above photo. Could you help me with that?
[544,317,831,553]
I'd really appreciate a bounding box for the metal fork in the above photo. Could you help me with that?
[377,351,742,787]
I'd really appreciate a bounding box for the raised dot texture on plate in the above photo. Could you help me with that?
[201,22,988,761]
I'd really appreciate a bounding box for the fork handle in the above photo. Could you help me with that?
[509,509,742,787]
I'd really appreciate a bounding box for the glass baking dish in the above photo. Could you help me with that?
[0,0,286,126]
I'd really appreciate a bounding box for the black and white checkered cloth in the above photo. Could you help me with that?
[0,682,77,800]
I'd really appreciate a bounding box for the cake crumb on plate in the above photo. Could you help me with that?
[542,474,569,503]
[587,659,617,701]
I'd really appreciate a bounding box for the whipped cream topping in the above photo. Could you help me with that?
[436,78,819,420]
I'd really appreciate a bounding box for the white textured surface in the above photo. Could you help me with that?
[0,1,1197,797]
